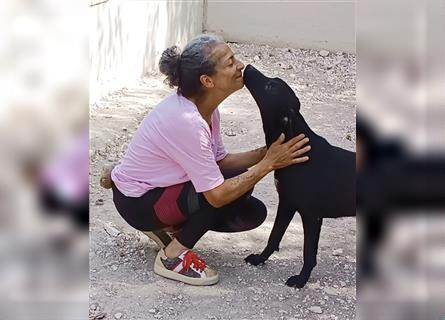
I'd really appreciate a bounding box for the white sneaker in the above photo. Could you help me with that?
[153,249,219,286]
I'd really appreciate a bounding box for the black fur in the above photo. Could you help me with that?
[243,64,356,288]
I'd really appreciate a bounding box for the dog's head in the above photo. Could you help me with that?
[243,64,301,145]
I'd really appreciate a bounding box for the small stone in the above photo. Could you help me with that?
[111,265,118,271]
[309,306,323,314]
[254,55,260,62]
[340,281,346,287]
[122,128,127,132]
[225,130,236,137]
[319,50,330,57]
[114,312,123,319]
[93,312,106,319]
[148,309,157,314]
[324,287,337,295]
[104,224,121,237]
[332,249,343,256]
[177,294,183,300]
[95,199,104,206]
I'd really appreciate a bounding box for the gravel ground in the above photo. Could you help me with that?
[90,42,356,320]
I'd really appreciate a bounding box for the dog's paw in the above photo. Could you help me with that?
[244,254,267,266]
[285,275,309,289]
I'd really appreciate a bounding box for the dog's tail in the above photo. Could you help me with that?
[99,163,116,189]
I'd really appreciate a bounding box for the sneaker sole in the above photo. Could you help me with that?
[153,253,219,286]
[142,231,172,249]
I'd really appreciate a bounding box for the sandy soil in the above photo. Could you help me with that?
[90,42,356,320]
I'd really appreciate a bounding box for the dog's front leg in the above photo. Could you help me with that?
[245,202,296,266]
[286,215,323,288]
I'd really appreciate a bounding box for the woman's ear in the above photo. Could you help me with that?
[200,74,214,88]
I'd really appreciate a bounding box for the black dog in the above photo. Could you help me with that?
[243,64,356,288]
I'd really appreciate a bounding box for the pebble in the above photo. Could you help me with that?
[324,287,337,295]
[148,309,157,314]
[254,55,260,61]
[114,312,123,319]
[225,129,236,136]
[332,248,343,256]
[93,312,106,319]
[111,265,118,271]
[95,198,104,206]
[308,306,323,314]
[104,224,121,237]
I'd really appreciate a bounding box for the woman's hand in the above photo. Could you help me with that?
[261,133,310,170]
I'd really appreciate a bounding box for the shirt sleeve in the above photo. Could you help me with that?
[161,119,225,193]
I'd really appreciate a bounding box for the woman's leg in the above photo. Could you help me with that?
[111,183,167,231]
[211,195,267,233]
[170,194,267,254]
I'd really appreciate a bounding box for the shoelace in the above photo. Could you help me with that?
[182,250,206,272]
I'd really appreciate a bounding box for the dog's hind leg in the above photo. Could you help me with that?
[245,202,296,266]
[286,215,323,288]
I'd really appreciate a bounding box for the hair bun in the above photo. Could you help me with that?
[159,45,181,87]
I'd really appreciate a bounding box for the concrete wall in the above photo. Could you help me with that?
[90,0,203,103]
[204,0,355,53]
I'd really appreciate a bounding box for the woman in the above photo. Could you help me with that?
[108,34,311,286]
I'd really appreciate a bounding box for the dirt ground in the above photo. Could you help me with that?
[89,42,356,320]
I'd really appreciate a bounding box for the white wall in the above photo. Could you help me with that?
[204,0,355,53]
[90,0,203,103]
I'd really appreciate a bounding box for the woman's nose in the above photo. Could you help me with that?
[237,60,245,70]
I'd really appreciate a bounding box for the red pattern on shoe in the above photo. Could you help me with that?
[182,250,206,272]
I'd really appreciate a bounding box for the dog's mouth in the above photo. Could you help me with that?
[243,64,268,90]
[243,64,255,87]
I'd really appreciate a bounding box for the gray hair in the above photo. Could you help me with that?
[159,33,225,97]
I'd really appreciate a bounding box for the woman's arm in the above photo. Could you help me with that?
[217,146,267,171]
[204,133,310,208]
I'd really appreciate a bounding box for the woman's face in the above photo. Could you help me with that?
[208,43,245,95]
